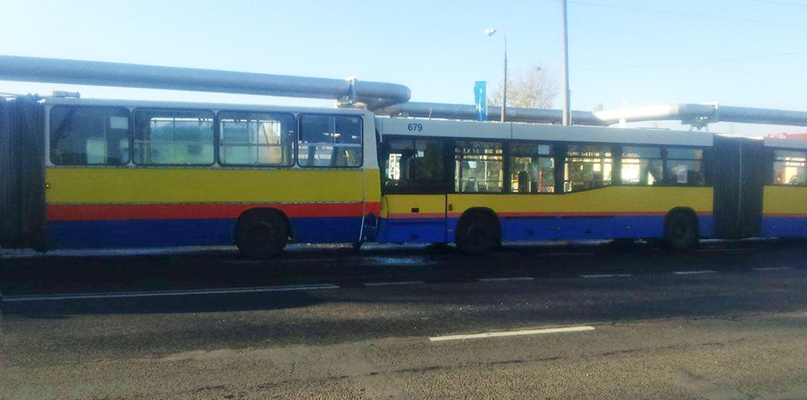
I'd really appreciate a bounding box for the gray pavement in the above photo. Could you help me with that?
[2,243,807,399]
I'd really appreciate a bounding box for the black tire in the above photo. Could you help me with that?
[664,211,699,250]
[455,211,500,255]
[235,210,288,258]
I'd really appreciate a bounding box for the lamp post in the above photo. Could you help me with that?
[484,28,507,123]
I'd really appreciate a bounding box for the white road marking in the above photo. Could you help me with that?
[579,274,633,278]
[364,281,426,287]
[673,270,718,275]
[429,326,595,342]
[752,267,794,271]
[477,277,535,282]
[0,284,340,303]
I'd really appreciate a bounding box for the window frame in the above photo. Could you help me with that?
[619,145,664,186]
[771,148,807,186]
[507,141,555,194]
[562,143,615,193]
[49,105,132,167]
[217,110,295,168]
[454,140,505,194]
[296,113,364,169]
[381,137,450,194]
[662,146,705,186]
[132,108,216,167]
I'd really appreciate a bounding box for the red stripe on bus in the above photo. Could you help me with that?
[497,211,669,218]
[445,211,713,218]
[48,202,381,221]
[387,213,446,219]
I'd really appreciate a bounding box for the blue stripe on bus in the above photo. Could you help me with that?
[46,217,363,249]
[378,214,714,244]
[761,216,807,237]
[376,218,448,243]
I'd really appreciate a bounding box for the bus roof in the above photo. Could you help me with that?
[376,117,715,147]
[41,97,374,118]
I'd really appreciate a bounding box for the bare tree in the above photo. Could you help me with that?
[488,65,559,109]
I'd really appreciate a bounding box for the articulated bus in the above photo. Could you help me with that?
[1,95,807,256]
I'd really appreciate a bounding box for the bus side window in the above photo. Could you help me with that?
[383,139,446,194]
[665,147,704,185]
[563,145,612,192]
[218,111,294,167]
[455,141,503,193]
[298,114,363,168]
[50,106,131,166]
[772,150,806,186]
[133,109,214,166]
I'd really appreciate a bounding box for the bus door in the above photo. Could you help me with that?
[710,136,765,239]
[379,138,448,243]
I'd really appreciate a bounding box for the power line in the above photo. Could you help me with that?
[573,51,806,71]
[558,0,807,28]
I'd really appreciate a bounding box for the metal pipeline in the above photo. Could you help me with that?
[593,104,807,128]
[375,102,605,125]
[0,55,411,110]
[379,102,807,129]
[4,55,807,128]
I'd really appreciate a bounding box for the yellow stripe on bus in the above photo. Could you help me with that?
[448,186,713,215]
[381,186,712,219]
[763,185,807,215]
[46,167,378,204]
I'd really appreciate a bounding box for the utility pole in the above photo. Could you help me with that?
[561,0,571,126]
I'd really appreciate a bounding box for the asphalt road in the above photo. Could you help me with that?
[2,241,807,399]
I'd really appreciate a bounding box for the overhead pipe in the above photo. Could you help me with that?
[0,55,411,110]
[375,101,605,126]
[594,104,807,128]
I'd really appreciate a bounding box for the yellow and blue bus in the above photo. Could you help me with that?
[375,118,714,253]
[1,96,380,257]
[1,95,806,256]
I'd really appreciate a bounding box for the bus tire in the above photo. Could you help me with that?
[455,211,500,255]
[236,210,288,258]
[664,210,698,250]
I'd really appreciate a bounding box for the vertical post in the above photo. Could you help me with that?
[561,0,571,126]
[502,32,508,123]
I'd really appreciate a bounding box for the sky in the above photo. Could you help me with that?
[2,0,807,136]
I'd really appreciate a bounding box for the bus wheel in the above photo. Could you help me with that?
[455,211,500,255]
[236,210,288,258]
[664,211,698,250]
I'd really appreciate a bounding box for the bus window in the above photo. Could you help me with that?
[621,146,662,186]
[455,141,503,193]
[564,145,612,192]
[773,150,806,185]
[665,147,704,185]
[509,143,554,193]
[383,139,445,194]
[218,111,294,167]
[298,115,362,168]
[49,106,130,166]
[133,109,214,166]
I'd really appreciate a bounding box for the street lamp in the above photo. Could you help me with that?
[484,28,507,123]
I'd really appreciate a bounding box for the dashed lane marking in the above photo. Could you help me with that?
[0,284,340,303]
[579,273,633,278]
[672,270,718,275]
[429,325,596,342]
[477,277,535,282]
[364,281,426,287]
